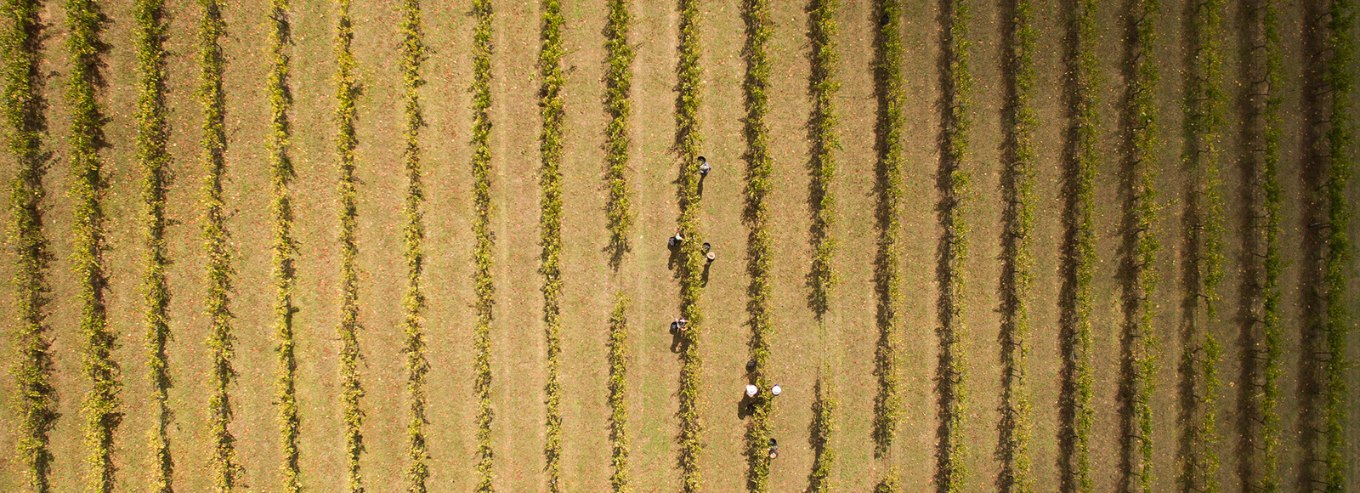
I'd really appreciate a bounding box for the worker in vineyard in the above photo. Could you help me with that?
[668,232,684,248]
[698,156,711,176]
[745,384,758,399]
[671,317,688,332]
[770,383,781,397]
[703,242,716,263]
[768,438,778,459]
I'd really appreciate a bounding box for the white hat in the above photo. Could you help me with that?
[770,384,781,396]
[745,384,758,398]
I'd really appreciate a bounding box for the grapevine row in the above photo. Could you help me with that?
[1058,0,1099,489]
[198,0,240,489]
[806,377,836,493]
[1254,0,1284,489]
[471,0,496,490]
[134,0,173,488]
[3,0,56,490]
[1321,0,1354,487]
[333,0,365,490]
[870,0,903,475]
[397,1,430,490]
[805,0,838,318]
[266,0,302,490]
[673,0,705,491]
[602,0,633,489]
[606,295,631,493]
[740,0,773,489]
[1124,0,1162,490]
[997,0,1035,489]
[65,0,119,489]
[936,0,973,490]
[537,0,565,488]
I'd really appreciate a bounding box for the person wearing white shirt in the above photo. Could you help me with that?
[745,384,758,398]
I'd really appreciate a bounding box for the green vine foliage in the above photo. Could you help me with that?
[4,0,57,490]
[1256,0,1283,490]
[606,295,631,493]
[1127,0,1162,490]
[674,0,704,491]
[741,0,773,490]
[334,0,365,490]
[398,1,430,491]
[870,0,903,466]
[134,0,173,488]
[937,0,972,491]
[806,0,838,319]
[806,377,836,493]
[1322,0,1354,489]
[538,0,565,489]
[603,0,632,270]
[998,0,1035,490]
[471,0,495,490]
[198,0,240,490]
[65,0,120,489]
[1062,0,1100,489]
[266,0,301,490]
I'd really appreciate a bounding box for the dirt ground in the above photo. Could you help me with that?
[1,0,1358,492]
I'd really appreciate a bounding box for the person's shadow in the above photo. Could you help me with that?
[697,173,707,197]
[667,239,681,271]
[702,259,712,286]
[737,392,755,419]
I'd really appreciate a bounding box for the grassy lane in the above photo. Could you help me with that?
[133,0,173,489]
[471,0,495,490]
[63,0,119,489]
[198,0,239,489]
[1119,0,1161,490]
[1057,0,1098,490]
[265,0,301,490]
[538,0,564,489]
[673,0,704,491]
[996,0,1036,489]
[396,1,429,490]
[333,0,364,490]
[3,0,56,490]
[935,0,972,490]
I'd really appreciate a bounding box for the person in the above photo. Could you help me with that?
[706,251,716,263]
[770,383,781,397]
[698,156,711,176]
[746,359,757,372]
[668,232,684,247]
[677,317,688,329]
[768,438,778,459]
[745,384,758,399]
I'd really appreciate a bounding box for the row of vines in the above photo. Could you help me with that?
[602,0,633,490]
[997,0,1036,489]
[1178,0,1225,489]
[1058,0,1099,489]
[870,1,902,483]
[397,1,430,490]
[134,0,173,489]
[1124,0,1161,490]
[266,0,302,490]
[471,0,496,490]
[936,0,973,490]
[805,0,838,490]
[64,0,120,489]
[1321,0,1354,489]
[537,0,565,489]
[198,0,241,489]
[739,0,773,489]
[1253,0,1284,487]
[4,0,55,490]
[674,0,705,491]
[334,0,365,490]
